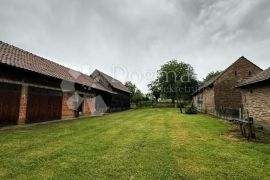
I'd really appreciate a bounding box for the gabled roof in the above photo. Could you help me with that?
[193,73,222,95]
[91,69,130,93]
[236,67,270,87]
[0,41,112,93]
[193,56,262,96]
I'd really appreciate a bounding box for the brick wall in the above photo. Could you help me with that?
[241,84,270,132]
[18,84,28,125]
[61,92,74,117]
[214,58,262,112]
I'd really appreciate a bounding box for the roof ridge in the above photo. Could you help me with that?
[0,40,113,93]
[93,69,130,93]
[0,41,72,72]
[96,69,121,83]
[209,56,261,84]
[236,66,270,87]
[193,56,262,95]
[239,56,263,71]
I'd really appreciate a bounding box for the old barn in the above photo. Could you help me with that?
[91,70,131,112]
[192,56,262,119]
[0,41,129,126]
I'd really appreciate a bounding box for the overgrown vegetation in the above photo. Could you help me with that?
[125,81,146,104]
[0,109,269,179]
[185,106,197,114]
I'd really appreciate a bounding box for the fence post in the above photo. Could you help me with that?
[239,108,242,120]
[248,117,256,139]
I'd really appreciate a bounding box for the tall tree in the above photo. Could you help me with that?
[156,60,198,103]
[133,89,144,104]
[125,81,136,95]
[125,81,144,104]
[148,80,161,103]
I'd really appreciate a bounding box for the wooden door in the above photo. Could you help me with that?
[0,82,21,126]
[26,87,62,123]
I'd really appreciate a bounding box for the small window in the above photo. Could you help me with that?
[235,71,237,76]
[250,89,253,93]
[249,71,251,76]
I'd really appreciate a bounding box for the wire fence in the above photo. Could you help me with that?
[216,107,243,120]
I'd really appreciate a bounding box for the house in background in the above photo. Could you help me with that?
[193,56,262,119]
[236,67,270,133]
[0,41,128,127]
[91,69,131,112]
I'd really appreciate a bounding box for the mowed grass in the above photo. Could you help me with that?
[0,109,269,179]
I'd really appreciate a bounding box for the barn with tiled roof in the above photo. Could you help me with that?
[0,41,129,126]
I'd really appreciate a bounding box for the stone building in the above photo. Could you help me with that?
[193,56,262,119]
[236,67,270,132]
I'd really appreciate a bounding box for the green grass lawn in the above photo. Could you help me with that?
[0,109,269,179]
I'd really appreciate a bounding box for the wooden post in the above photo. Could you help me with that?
[248,117,256,139]
[239,122,244,136]
[239,108,242,120]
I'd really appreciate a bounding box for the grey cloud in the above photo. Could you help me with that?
[0,0,270,92]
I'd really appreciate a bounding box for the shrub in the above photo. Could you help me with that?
[185,106,197,114]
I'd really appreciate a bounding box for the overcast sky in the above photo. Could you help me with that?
[1,0,270,92]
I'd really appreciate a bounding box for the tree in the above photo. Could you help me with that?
[125,81,136,95]
[148,80,161,103]
[143,93,151,101]
[156,60,199,103]
[133,89,144,104]
[203,71,222,83]
[125,81,144,104]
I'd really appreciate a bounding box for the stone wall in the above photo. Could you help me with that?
[214,58,262,113]
[193,88,215,114]
[192,93,203,112]
[241,84,270,132]
[203,87,215,114]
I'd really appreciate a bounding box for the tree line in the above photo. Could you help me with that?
[125,59,221,105]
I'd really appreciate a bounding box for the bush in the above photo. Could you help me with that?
[131,102,178,109]
[137,101,153,108]
[185,106,197,114]
[153,102,175,108]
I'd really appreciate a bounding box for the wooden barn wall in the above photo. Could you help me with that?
[110,90,130,112]
[26,87,63,123]
[0,64,62,89]
[0,64,103,125]
[91,72,113,92]
[95,90,112,112]
[0,82,21,126]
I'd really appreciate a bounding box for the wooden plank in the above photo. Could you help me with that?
[26,87,63,123]
[0,83,21,126]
